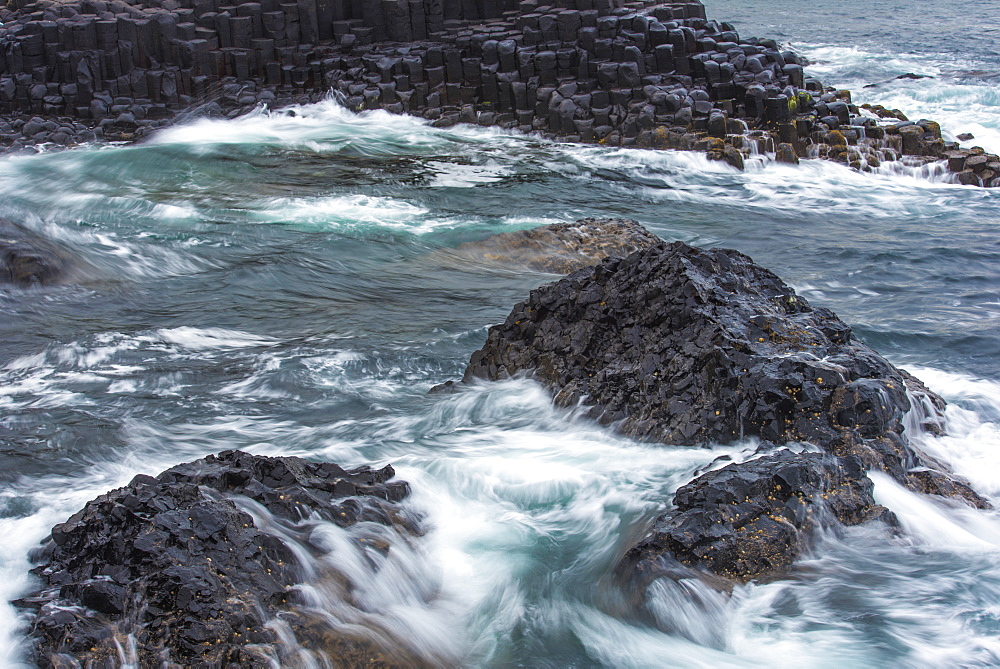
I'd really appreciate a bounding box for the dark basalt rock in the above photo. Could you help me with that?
[15,450,418,668]
[461,240,969,487]
[457,235,988,581]
[623,449,895,583]
[0,218,73,287]
[448,217,662,274]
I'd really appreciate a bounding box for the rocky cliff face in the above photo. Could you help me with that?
[458,233,987,581]
[16,450,419,667]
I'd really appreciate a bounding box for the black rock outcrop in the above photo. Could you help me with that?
[624,448,894,583]
[457,236,988,581]
[447,216,661,273]
[0,217,73,286]
[15,450,418,668]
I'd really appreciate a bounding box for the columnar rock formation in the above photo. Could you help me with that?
[0,0,994,184]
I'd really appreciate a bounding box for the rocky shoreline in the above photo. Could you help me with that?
[13,219,993,665]
[0,0,995,184]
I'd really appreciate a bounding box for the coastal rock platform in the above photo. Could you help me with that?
[0,0,993,184]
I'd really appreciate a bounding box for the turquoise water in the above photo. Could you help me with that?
[2,3,1000,666]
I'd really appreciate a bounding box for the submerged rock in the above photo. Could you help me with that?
[0,218,73,287]
[456,234,987,582]
[447,217,661,274]
[15,450,418,668]
[863,72,934,88]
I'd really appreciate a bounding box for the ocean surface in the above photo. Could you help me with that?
[2,0,1000,666]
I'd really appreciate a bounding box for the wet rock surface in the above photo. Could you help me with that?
[457,234,988,581]
[449,216,661,273]
[0,217,74,287]
[15,450,417,668]
[624,449,894,583]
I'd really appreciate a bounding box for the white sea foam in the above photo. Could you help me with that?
[425,160,511,187]
[0,328,281,412]
[902,367,1000,499]
[798,43,1000,155]
[253,194,430,231]
[147,97,444,155]
[873,473,1000,550]
[215,353,294,400]
[364,380,754,664]
[546,139,987,223]
[155,326,277,350]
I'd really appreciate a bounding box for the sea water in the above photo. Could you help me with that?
[1,0,1000,665]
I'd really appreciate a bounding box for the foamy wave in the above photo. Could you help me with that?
[155,326,277,350]
[873,473,1000,550]
[147,97,444,155]
[796,43,1000,154]
[902,367,1000,500]
[254,194,429,231]
[425,160,512,187]
[0,328,281,411]
[799,44,941,82]
[547,139,987,221]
